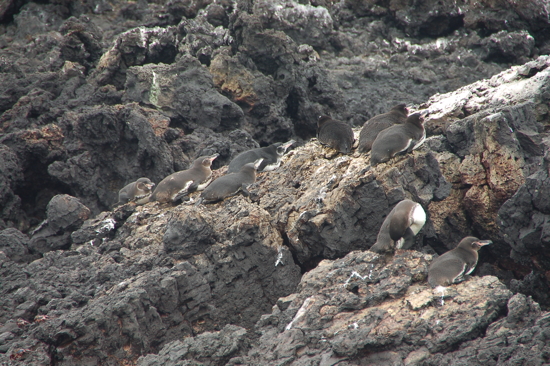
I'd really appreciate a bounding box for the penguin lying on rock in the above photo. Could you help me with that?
[317,115,354,154]
[370,112,426,166]
[358,104,408,153]
[196,158,264,205]
[116,177,155,206]
[228,140,295,173]
[428,236,492,287]
[150,154,218,203]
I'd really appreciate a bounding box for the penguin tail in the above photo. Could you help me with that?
[194,197,204,207]
[369,242,388,253]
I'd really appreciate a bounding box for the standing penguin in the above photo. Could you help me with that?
[197,158,263,204]
[370,199,426,253]
[428,236,492,287]
[357,104,408,153]
[150,154,218,203]
[227,140,295,173]
[370,112,426,166]
[317,115,355,154]
[116,178,155,206]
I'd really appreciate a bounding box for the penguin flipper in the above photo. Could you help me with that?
[187,181,199,193]
[173,180,195,203]
[453,273,467,284]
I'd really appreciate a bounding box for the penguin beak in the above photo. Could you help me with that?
[282,140,295,149]
[474,239,492,246]
[284,140,296,146]
[207,153,219,161]
[147,183,155,189]
[253,158,264,170]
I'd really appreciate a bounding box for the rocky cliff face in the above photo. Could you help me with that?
[0,0,549,365]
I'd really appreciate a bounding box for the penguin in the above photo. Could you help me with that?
[317,115,355,154]
[150,154,218,203]
[370,112,426,166]
[357,104,408,153]
[197,158,263,204]
[370,199,426,253]
[116,177,155,206]
[428,236,493,287]
[227,140,295,173]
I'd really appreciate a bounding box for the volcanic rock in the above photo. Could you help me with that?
[28,194,90,255]
[1,0,550,365]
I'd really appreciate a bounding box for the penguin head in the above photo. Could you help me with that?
[136,178,155,192]
[276,140,295,155]
[317,115,332,128]
[458,236,493,252]
[198,153,219,167]
[406,113,424,128]
[391,103,409,116]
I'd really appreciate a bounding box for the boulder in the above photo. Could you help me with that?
[124,56,244,132]
[0,228,30,263]
[256,144,450,265]
[28,195,91,254]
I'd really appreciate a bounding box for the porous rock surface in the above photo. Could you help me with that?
[1,197,301,365]
[1,0,550,364]
[139,250,550,366]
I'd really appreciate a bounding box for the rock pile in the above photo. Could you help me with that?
[0,0,549,364]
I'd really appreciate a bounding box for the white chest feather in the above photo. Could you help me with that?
[197,177,212,191]
[409,203,426,235]
[262,159,281,172]
[134,193,151,205]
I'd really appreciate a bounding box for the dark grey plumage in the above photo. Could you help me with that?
[150,154,218,203]
[370,199,426,253]
[317,115,354,154]
[198,158,263,204]
[227,140,295,173]
[428,236,492,287]
[358,104,408,153]
[370,113,426,166]
[117,177,155,206]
